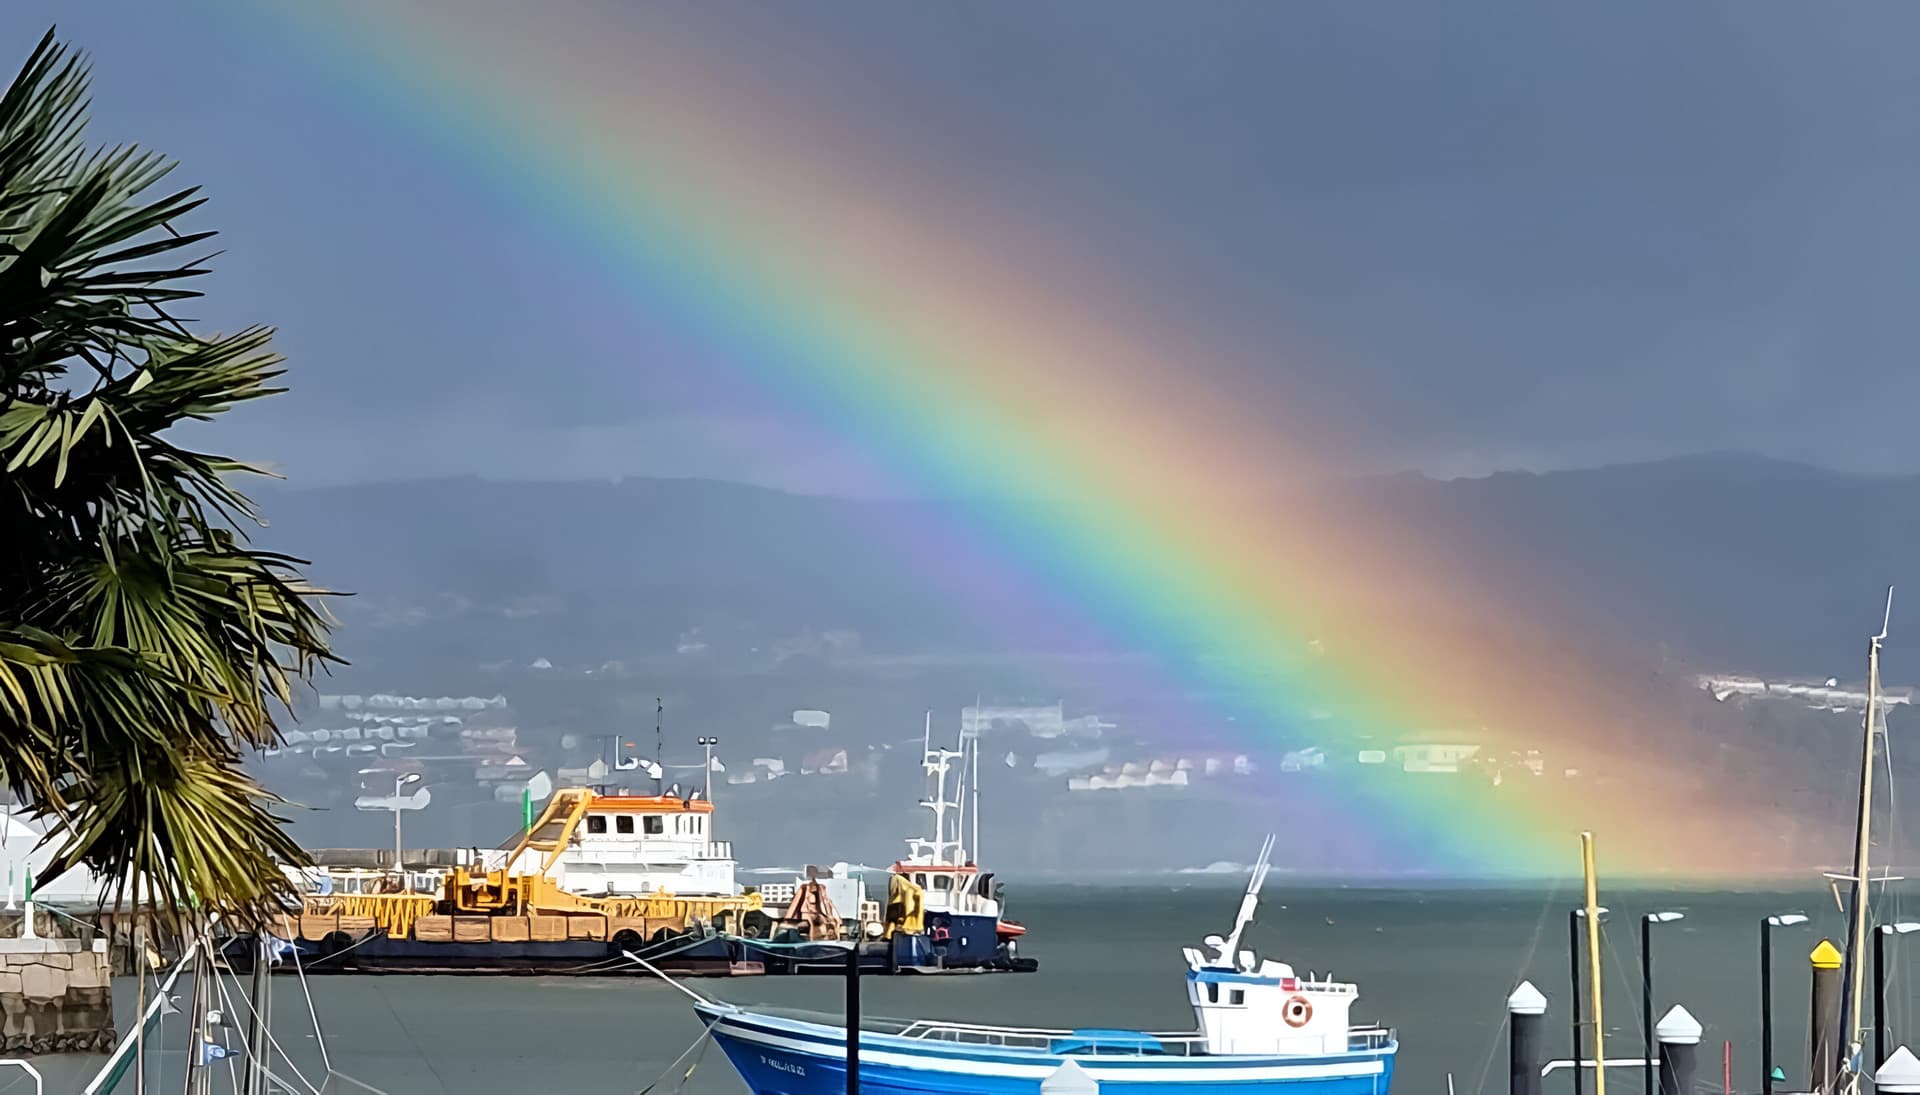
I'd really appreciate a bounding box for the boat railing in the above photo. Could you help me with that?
[894,1020,1210,1056]
[895,1019,1062,1048]
[1348,1027,1397,1051]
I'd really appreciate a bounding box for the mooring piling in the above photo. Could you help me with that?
[1508,981,1546,1095]
[1656,1005,1702,1095]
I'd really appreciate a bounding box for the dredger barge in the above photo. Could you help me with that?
[237,786,1033,977]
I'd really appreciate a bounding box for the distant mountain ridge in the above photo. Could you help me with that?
[254,452,1920,677]
[244,453,1918,870]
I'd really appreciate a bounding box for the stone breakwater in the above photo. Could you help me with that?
[0,936,116,1054]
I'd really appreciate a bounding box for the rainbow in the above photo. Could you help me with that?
[208,3,1789,878]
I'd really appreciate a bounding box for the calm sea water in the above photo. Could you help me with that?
[17,884,1920,1095]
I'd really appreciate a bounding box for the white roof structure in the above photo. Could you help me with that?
[0,808,107,906]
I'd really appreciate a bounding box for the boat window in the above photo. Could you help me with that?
[586,815,607,835]
[644,815,664,835]
[1206,983,1219,1003]
[1229,989,1244,1005]
[915,874,927,887]
[932,874,952,891]
[615,816,634,835]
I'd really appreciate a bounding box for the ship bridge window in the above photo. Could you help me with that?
[932,874,953,891]
[1229,989,1245,1005]
[586,815,607,835]
[615,816,634,835]
[644,815,664,835]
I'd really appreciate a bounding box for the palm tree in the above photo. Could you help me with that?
[0,29,336,921]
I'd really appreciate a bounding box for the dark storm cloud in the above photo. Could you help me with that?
[4,1,1918,486]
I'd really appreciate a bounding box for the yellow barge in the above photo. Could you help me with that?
[260,788,772,974]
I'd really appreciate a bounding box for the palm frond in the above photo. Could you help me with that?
[0,28,340,925]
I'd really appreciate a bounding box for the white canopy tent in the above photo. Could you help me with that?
[0,806,107,907]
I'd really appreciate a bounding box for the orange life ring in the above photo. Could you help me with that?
[1283,995,1313,1028]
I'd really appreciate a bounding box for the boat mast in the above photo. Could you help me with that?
[1582,831,1607,1095]
[910,712,964,867]
[1840,588,1894,1093]
[654,698,665,796]
[955,720,969,866]
[970,737,981,868]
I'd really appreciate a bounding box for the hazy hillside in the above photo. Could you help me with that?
[256,454,1919,679]
[241,454,1919,871]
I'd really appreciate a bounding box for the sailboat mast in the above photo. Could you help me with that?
[1582,832,1607,1095]
[1841,589,1894,1088]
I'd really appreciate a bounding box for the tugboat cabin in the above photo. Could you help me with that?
[889,861,997,917]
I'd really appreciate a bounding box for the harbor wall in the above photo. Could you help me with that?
[0,925,115,1053]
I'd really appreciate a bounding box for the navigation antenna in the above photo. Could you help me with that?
[654,697,665,795]
[1220,833,1277,965]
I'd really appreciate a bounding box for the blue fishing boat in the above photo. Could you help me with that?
[692,835,1397,1094]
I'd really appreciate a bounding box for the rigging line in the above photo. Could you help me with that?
[315,1068,396,1095]
[636,1022,716,1095]
[209,954,325,1095]
[378,973,452,1095]
[300,931,381,968]
[1472,884,1560,1095]
[288,934,334,1074]
[212,945,324,1091]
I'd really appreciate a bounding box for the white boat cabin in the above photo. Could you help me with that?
[509,791,739,897]
[1183,938,1360,1056]
[1179,833,1376,1057]
[890,860,1001,918]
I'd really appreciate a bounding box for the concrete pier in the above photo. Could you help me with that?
[0,929,115,1053]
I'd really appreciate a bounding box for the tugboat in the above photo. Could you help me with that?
[734,715,1035,974]
[693,834,1397,1093]
[898,713,1026,958]
[871,714,1028,970]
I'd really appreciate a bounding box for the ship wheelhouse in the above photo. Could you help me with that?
[508,790,739,898]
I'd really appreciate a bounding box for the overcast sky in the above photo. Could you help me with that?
[6,2,1919,491]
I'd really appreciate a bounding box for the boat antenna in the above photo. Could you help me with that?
[956,717,970,866]
[1220,833,1276,962]
[655,697,664,795]
[971,735,981,868]
[1839,586,1894,1094]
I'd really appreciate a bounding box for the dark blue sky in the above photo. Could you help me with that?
[5,2,1919,490]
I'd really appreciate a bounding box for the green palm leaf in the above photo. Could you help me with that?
[0,28,340,926]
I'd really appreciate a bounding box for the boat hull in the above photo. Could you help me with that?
[229,930,750,976]
[697,1005,1396,1095]
[740,916,1035,975]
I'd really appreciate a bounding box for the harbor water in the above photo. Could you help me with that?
[19,882,1915,1094]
